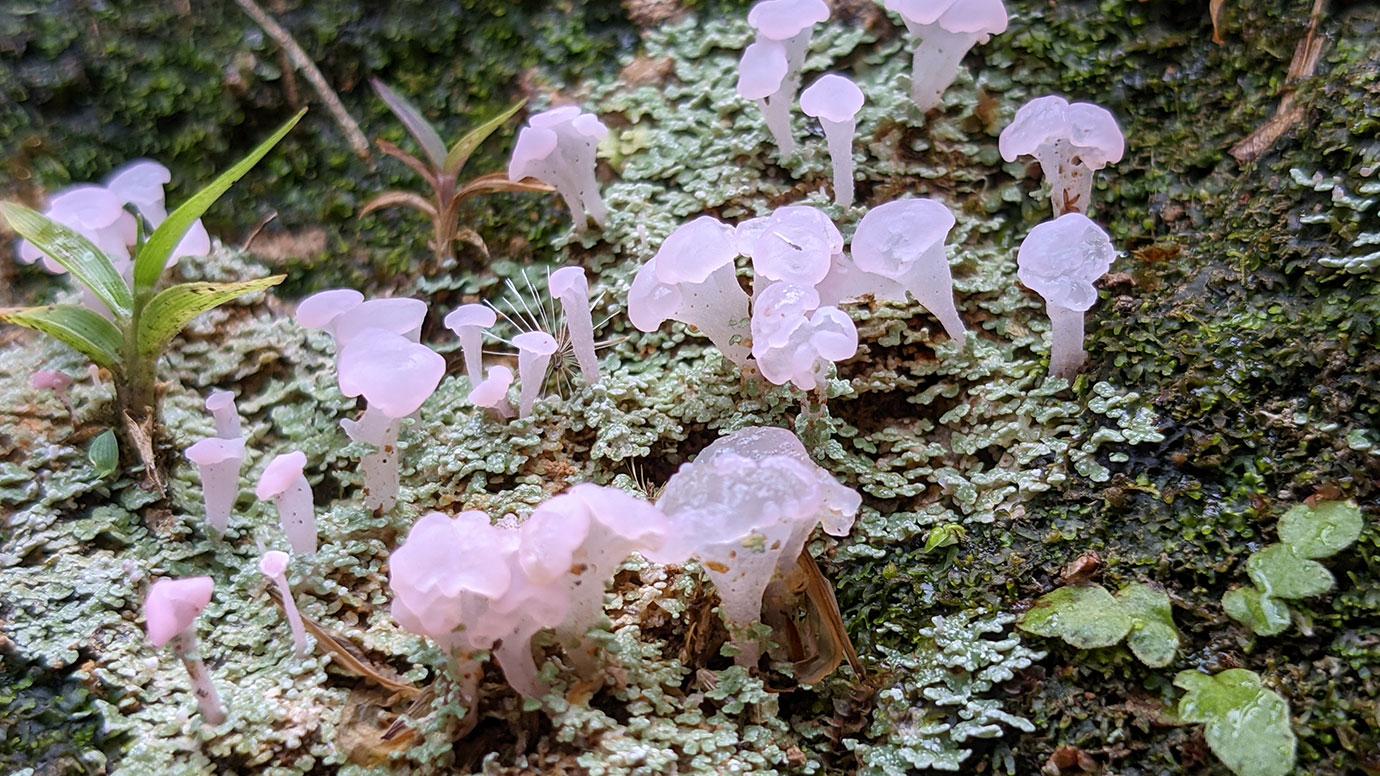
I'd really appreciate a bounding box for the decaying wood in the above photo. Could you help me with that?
[1230,0,1329,163]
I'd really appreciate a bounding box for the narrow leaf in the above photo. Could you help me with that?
[456,172,555,203]
[0,203,133,317]
[372,79,447,169]
[0,305,123,370]
[375,140,439,189]
[359,191,437,219]
[89,429,119,478]
[136,276,285,359]
[134,109,305,292]
[443,99,526,176]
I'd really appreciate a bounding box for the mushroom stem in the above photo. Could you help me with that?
[1035,139,1094,217]
[170,630,226,725]
[517,350,554,419]
[1046,301,1087,379]
[271,576,309,658]
[458,328,486,386]
[358,420,402,512]
[197,457,242,535]
[272,478,316,555]
[820,117,856,207]
[757,97,797,157]
[492,624,546,700]
[908,27,977,112]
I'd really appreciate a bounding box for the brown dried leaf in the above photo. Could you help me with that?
[1210,0,1227,45]
[359,191,437,219]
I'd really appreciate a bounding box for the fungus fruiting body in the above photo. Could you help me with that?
[144,576,225,725]
[509,106,609,230]
[1000,95,1126,216]
[884,0,1009,112]
[750,284,859,390]
[258,551,309,658]
[1016,212,1117,378]
[186,437,246,535]
[844,197,966,339]
[30,370,75,419]
[736,0,830,157]
[513,331,559,418]
[295,289,365,340]
[470,365,516,419]
[800,74,865,207]
[205,390,242,440]
[331,297,428,346]
[657,426,860,666]
[256,451,317,555]
[444,304,498,386]
[548,266,601,385]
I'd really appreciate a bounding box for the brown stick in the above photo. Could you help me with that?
[234,0,373,162]
[1230,0,1329,163]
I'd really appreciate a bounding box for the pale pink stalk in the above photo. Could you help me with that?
[144,577,226,725]
[444,304,497,386]
[256,452,316,555]
[185,438,246,535]
[259,550,308,658]
[514,332,558,418]
[549,266,600,385]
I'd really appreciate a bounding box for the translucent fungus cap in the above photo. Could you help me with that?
[469,365,514,407]
[258,550,290,577]
[337,329,446,418]
[47,186,127,231]
[738,206,842,286]
[508,127,560,180]
[800,74,865,123]
[753,283,820,348]
[332,298,428,345]
[443,303,497,332]
[571,113,609,141]
[999,95,1126,168]
[105,160,171,222]
[530,105,583,129]
[255,451,308,500]
[885,0,1007,34]
[653,216,740,285]
[1016,212,1116,312]
[296,289,365,330]
[513,330,559,357]
[186,437,246,466]
[548,266,589,299]
[851,198,956,279]
[389,511,517,644]
[144,576,214,648]
[737,40,790,100]
[747,0,829,40]
[205,390,235,415]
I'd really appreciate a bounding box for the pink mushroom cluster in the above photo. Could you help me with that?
[1000,95,1126,217]
[509,105,609,231]
[735,0,830,157]
[883,0,1009,112]
[631,199,967,390]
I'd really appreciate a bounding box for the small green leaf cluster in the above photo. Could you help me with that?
[1174,668,1296,776]
[1222,500,1364,636]
[1018,581,1180,667]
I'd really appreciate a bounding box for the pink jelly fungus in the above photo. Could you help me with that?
[1000,95,1125,216]
[845,198,966,339]
[30,370,73,393]
[884,0,1008,112]
[444,304,498,386]
[331,297,428,346]
[295,289,365,332]
[737,205,842,288]
[747,0,829,41]
[337,329,446,419]
[144,576,215,648]
[205,390,242,439]
[549,266,601,385]
[509,105,609,230]
[469,365,515,417]
[800,74,865,206]
[514,331,559,418]
[256,451,307,500]
[1016,212,1117,378]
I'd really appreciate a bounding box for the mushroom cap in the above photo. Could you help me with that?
[1016,212,1116,312]
[469,365,514,408]
[753,282,820,348]
[47,185,127,231]
[739,205,842,286]
[513,330,559,356]
[747,0,829,41]
[736,40,789,100]
[144,576,214,648]
[332,298,428,345]
[443,303,497,333]
[258,549,290,578]
[548,266,589,299]
[571,112,609,141]
[508,126,560,181]
[883,0,956,25]
[628,259,684,332]
[851,198,956,279]
[255,450,308,500]
[105,160,171,221]
[205,389,236,415]
[185,436,246,466]
[936,0,1008,35]
[808,306,859,361]
[30,369,73,392]
[800,74,865,122]
[389,511,517,644]
[653,216,740,285]
[337,329,446,418]
[529,105,583,129]
[295,289,365,330]
[999,95,1125,168]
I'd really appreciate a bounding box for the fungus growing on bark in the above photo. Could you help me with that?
[258,550,308,658]
[513,331,559,419]
[657,427,860,667]
[800,74,865,207]
[469,365,516,419]
[18,186,136,273]
[736,204,843,292]
[1016,212,1117,378]
[30,369,75,419]
[736,0,830,157]
[509,106,609,231]
[999,95,1126,216]
[629,216,752,365]
[884,0,1009,112]
[750,284,859,390]
[205,390,242,440]
[337,329,446,510]
[548,266,601,385]
[843,197,966,339]
[185,437,246,535]
[255,451,317,555]
[331,297,428,346]
[444,304,498,386]
[295,289,365,339]
[143,576,226,725]
[104,159,213,261]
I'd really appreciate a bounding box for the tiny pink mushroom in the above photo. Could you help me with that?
[444,304,498,387]
[30,369,75,419]
[509,105,610,231]
[549,266,601,385]
[205,390,242,439]
[800,74,865,207]
[144,576,226,725]
[295,289,365,339]
[331,297,428,346]
[185,437,246,535]
[1000,95,1125,216]
[513,331,558,419]
[1016,212,1117,378]
[258,550,309,658]
[256,451,316,555]
[469,365,516,419]
[885,0,1008,112]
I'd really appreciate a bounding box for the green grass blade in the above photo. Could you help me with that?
[133,109,305,293]
[136,276,284,359]
[443,99,526,176]
[0,203,133,317]
[0,305,123,370]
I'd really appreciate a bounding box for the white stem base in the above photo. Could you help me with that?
[171,631,226,725]
[822,118,856,207]
[1047,302,1087,379]
[909,27,977,112]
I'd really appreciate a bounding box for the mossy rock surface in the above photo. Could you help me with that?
[1,1,1378,774]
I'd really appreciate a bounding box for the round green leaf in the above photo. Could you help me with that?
[1222,587,1291,636]
[1277,500,1364,559]
[88,429,119,479]
[1115,582,1180,668]
[1174,669,1297,776]
[1246,545,1334,600]
[1019,584,1133,649]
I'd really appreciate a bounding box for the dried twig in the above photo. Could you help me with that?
[1210,0,1227,45]
[234,0,372,162]
[1230,0,1329,163]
